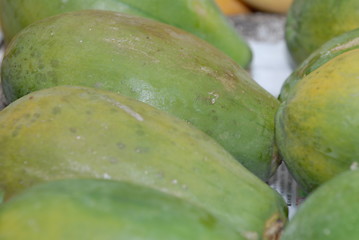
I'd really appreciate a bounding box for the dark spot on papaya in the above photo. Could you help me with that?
[199,213,217,229]
[212,116,218,121]
[69,127,77,133]
[30,51,40,58]
[50,59,59,67]
[52,106,61,115]
[52,77,58,85]
[86,110,92,115]
[117,142,126,149]
[23,113,31,119]
[12,129,20,137]
[136,129,145,136]
[33,113,41,119]
[170,127,178,133]
[38,63,45,70]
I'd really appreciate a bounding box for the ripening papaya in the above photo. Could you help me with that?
[0,0,252,68]
[276,45,359,193]
[0,179,246,240]
[1,10,280,181]
[281,170,359,240]
[285,0,359,65]
[0,86,288,239]
[279,28,359,102]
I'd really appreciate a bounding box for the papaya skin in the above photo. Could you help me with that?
[285,0,359,65]
[0,86,287,239]
[281,170,359,240]
[0,179,246,240]
[0,0,252,68]
[1,10,280,181]
[279,28,359,102]
[276,49,359,193]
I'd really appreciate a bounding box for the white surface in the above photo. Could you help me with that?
[249,40,292,97]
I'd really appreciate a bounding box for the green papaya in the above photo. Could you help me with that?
[1,10,279,181]
[281,170,359,240]
[0,179,246,240]
[285,0,359,65]
[0,0,251,68]
[279,28,359,102]
[0,86,287,239]
[276,47,359,193]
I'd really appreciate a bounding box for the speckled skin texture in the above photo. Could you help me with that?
[0,86,287,239]
[1,10,280,181]
[0,179,246,240]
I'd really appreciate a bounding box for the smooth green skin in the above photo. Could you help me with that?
[276,49,359,193]
[281,170,359,240]
[1,10,280,181]
[0,0,252,68]
[279,28,359,102]
[0,179,246,240]
[285,0,359,65]
[0,86,287,239]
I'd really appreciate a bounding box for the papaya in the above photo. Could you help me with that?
[285,0,359,65]
[0,0,252,68]
[1,10,280,181]
[0,179,246,240]
[276,47,359,193]
[279,28,359,102]
[281,170,359,240]
[0,86,288,239]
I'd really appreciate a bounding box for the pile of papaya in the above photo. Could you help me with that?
[0,0,358,239]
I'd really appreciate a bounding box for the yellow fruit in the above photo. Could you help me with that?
[215,0,252,15]
[276,48,359,193]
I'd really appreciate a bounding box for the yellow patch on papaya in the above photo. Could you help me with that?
[277,48,359,192]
